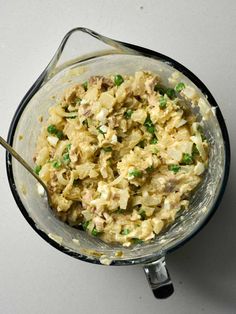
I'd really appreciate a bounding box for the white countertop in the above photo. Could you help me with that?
[0,1,235,313]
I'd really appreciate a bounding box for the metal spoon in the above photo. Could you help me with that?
[0,136,53,207]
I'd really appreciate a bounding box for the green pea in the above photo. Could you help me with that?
[146,125,155,133]
[121,229,130,235]
[144,115,155,134]
[159,96,167,109]
[34,165,42,175]
[139,210,146,220]
[175,82,185,92]
[168,164,181,173]
[150,136,158,144]
[82,220,90,231]
[47,124,57,134]
[52,160,62,169]
[63,153,70,163]
[166,88,176,99]
[56,130,64,139]
[124,109,133,119]
[144,114,153,127]
[181,153,193,165]
[91,227,100,236]
[154,84,166,95]
[47,125,63,139]
[128,169,143,178]
[114,74,124,86]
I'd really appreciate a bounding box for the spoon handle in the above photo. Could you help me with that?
[0,136,38,179]
[0,136,52,206]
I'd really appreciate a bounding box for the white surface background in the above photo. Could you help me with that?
[0,1,235,313]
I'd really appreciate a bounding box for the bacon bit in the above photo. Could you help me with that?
[89,76,114,90]
[107,116,118,128]
[112,193,120,201]
[83,109,92,117]
[89,76,102,85]
[145,76,159,94]
[164,179,177,193]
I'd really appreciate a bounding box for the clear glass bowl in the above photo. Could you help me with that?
[6,28,230,298]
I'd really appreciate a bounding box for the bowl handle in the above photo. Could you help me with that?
[143,257,174,299]
[45,27,135,81]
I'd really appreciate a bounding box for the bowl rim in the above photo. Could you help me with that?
[5,28,231,266]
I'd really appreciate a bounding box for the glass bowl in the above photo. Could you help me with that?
[6,28,230,298]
